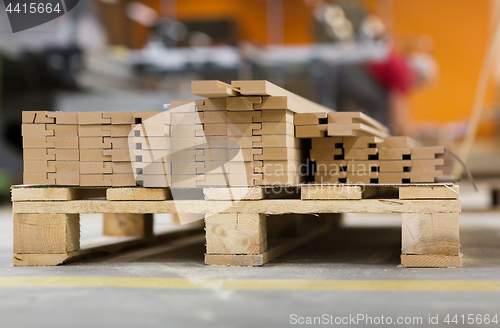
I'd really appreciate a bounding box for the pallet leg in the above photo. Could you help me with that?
[103,213,153,237]
[401,213,461,268]
[205,213,333,266]
[13,213,80,266]
[205,213,267,255]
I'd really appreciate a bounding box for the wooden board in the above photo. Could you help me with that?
[399,186,459,200]
[14,214,80,254]
[205,213,266,254]
[191,80,238,98]
[12,199,461,214]
[401,254,461,268]
[103,213,153,237]
[301,186,362,200]
[231,80,333,114]
[204,187,265,200]
[402,213,459,256]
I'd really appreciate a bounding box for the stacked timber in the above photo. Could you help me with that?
[21,80,445,187]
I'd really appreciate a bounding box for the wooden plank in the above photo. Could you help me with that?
[78,112,111,125]
[343,136,383,149]
[379,136,418,148]
[411,146,444,159]
[410,170,443,183]
[47,112,78,124]
[328,112,389,134]
[12,199,461,214]
[310,148,343,161]
[14,214,80,254]
[253,109,293,124]
[232,80,333,113]
[12,188,78,201]
[401,254,461,268]
[103,213,153,237]
[106,188,171,200]
[205,213,266,254]
[378,172,411,184]
[192,80,238,98]
[22,111,55,124]
[344,148,378,160]
[295,125,327,138]
[204,187,265,200]
[301,186,362,200]
[294,112,328,125]
[226,96,262,111]
[311,137,343,149]
[205,220,331,266]
[399,186,459,200]
[402,213,459,256]
[327,123,389,138]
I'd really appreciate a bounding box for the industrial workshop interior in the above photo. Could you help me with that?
[2,0,500,327]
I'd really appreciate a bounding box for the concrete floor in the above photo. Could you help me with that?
[1,205,500,328]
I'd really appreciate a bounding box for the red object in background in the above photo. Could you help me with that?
[367,49,413,94]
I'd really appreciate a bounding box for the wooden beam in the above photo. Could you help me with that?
[106,188,171,201]
[191,80,238,98]
[205,213,267,255]
[402,213,460,256]
[13,214,80,254]
[12,199,461,215]
[102,213,153,237]
[399,186,459,200]
[231,80,333,113]
[12,188,79,201]
[203,187,265,200]
[301,186,362,200]
[401,254,461,268]
[205,220,331,266]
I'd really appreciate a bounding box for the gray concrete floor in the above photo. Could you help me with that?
[1,205,500,328]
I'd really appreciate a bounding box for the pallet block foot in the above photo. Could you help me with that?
[13,253,71,266]
[401,212,460,268]
[103,213,153,237]
[401,254,462,268]
[205,218,331,266]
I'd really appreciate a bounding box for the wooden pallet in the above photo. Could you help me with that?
[11,183,461,267]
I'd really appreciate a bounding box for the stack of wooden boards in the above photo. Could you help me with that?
[21,80,445,187]
[311,136,444,184]
[22,111,162,186]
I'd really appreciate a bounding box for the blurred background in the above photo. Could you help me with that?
[1,0,500,206]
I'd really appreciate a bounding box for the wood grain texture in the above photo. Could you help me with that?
[402,213,459,256]
[12,199,461,214]
[205,213,267,255]
[205,220,331,266]
[301,186,362,200]
[13,214,80,254]
[12,188,78,201]
[399,186,459,200]
[102,213,153,237]
[401,254,461,268]
[231,80,333,114]
[203,187,265,200]
[106,188,171,201]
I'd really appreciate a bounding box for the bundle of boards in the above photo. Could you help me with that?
[21,80,444,187]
